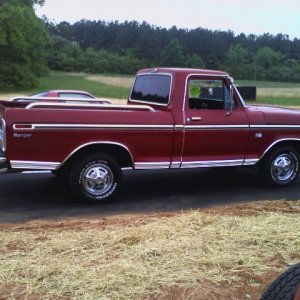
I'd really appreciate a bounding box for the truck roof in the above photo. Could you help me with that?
[137,67,229,77]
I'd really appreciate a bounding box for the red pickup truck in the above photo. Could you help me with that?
[0,68,300,202]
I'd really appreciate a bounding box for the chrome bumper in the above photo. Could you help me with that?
[0,152,8,173]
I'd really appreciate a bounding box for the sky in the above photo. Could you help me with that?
[35,0,300,39]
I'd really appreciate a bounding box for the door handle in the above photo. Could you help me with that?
[190,117,202,121]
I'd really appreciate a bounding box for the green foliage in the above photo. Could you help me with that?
[161,38,185,67]
[225,44,248,78]
[186,54,205,68]
[47,35,149,75]
[256,47,281,69]
[2,9,300,91]
[0,0,48,88]
[41,19,300,82]
[0,0,45,8]
[0,72,130,99]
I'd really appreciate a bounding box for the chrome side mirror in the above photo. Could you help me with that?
[224,84,234,113]
[230,84,234,104]
[226,84,234,115]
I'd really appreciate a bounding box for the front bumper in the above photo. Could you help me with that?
[0,151,7,173]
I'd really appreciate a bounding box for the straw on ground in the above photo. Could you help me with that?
[0,200,299,299]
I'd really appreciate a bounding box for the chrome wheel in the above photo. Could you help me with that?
[260,147,300,187]
[271,153,295,182]
[82,163,114,196]
[70,154,122,202]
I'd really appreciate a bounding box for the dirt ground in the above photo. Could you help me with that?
[0,198,299,300]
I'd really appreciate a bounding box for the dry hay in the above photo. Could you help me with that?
[85,75,134,89]
[257,87,300,98]
[0,93,26,101]
[0,200,299,299]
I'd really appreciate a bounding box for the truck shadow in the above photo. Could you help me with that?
[0,167,299,223]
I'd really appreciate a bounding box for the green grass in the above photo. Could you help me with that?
[236,80,300,88]
[249,97,300,106]
[236,80,300,106]
[0,72,130,99]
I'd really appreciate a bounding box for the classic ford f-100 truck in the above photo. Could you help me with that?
[0,68,300,202]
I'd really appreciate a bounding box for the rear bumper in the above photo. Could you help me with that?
[0,151,8,173]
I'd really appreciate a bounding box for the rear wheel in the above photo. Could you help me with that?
[260,147,300,186]
[69,153,122,202]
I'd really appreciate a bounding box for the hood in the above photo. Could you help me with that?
[246,104,300,125]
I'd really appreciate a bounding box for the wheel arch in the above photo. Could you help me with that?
[259,138,300,163]
[58,142,134,171]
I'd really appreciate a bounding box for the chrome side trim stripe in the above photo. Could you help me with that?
[134,162,170,170]
[9,158,260,172]
[250,125,300,129]
[17,123,300,131]
[181,159,244,168]
[14,123,300,132]
[185,125,249,130]
[176,124,300,130]
[13,124,174,131]
[10,161,60,170]
[243,158,259,166]
[135,159,259,169]
[22,171,52,174]
[170,161,181,168]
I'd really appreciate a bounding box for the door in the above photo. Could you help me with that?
[181,77,250,168]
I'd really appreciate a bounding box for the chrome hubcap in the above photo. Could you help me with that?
[82,163,113,195]
[271,154,295,181]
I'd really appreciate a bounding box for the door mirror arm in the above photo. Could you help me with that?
[225,84,234,116]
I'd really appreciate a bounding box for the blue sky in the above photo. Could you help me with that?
[35,0,300,39]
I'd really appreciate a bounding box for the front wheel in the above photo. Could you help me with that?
[260,147,300,186]
[69,153,122,202]
[260,262,300,300]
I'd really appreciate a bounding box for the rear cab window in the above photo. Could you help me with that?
[130,74,171,106]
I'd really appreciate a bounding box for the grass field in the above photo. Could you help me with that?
[1,72,300,106]
[0,72,130,100]
[237,80,300,88]
[236,79,300,105]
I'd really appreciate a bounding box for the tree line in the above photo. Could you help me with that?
[44,19,300,83]
[1,0,300,89]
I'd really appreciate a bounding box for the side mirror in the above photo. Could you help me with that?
[224,84,234,112]
[230,84,234,104]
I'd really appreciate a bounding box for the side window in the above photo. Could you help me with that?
[130,74,171,105]
[188,79,232,110]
